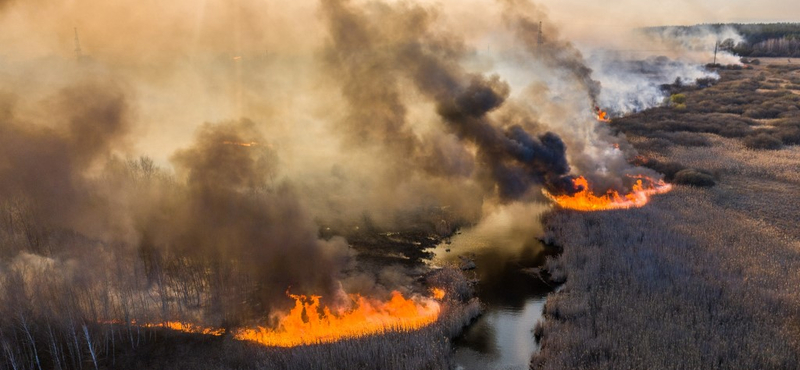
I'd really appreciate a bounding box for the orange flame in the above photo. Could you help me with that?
[222,140,258,147]
[544,175,672,211]
[105,290,440,347]
[594,106,610,122]
[142,321,225,336]
[431,288,446,300]
[233,290,441,347]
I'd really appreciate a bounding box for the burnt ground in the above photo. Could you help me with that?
[533,64,800,369]
[344,229,441,268]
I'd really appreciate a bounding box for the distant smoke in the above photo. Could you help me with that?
[502,0,602,105]
[639,25,745,65]
[590,55,718,114]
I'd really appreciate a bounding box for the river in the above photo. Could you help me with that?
[431,206,559,370]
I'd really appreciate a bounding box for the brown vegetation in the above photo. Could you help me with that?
[534,64,800,368]
[614,64,800,154]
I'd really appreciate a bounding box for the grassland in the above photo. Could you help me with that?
[533,63,800,369]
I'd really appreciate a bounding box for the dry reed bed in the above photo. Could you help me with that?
[534,137,800,369]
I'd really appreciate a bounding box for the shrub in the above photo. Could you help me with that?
[773,126,800,145]
[743,133,783,149]
[673,169,716,187]
[639,159,686,182]
[662,132,711,147]
[670,94,687,105]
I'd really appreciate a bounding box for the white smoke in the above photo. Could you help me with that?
[639,25,746,65]
[590,54,719,114]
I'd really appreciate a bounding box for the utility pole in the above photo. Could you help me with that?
[537,21,543,47]
[74,27,83,60]
[713,40,719,65]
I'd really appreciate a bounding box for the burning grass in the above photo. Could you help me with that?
[543,176,672,211]
[106,290,444,348]
[233,291,441,347]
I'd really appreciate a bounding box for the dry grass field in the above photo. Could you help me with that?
[534,65,800,369]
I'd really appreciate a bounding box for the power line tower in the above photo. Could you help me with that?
[537,21,543,47]
[74,27,83,60]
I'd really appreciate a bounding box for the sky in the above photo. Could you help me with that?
[543,0,800,26]
[2,0,799,60]
[0,0,796,162]
[539,0,800,46]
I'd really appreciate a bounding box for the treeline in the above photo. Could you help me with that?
[724,23,800,57]
[646,23,800,57]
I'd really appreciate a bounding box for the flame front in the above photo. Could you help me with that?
[544,176,672,211]
[142,321,225,336]
[107,290,440,347]
[234,290,441,347]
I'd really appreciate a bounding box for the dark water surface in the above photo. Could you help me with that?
[432,225,558,370]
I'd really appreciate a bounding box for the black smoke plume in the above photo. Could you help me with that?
[321,0,577,199]
[0,80,131,242]
[160,119,349,322]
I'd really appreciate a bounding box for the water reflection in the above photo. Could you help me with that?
[432,204,558,370]
[453,299,547,370]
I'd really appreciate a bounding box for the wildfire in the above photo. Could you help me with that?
[233,290,441,347]
[544,175,672,211]
[107,290,440,347]
[594,106,610,122]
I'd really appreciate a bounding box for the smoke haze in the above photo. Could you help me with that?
[0,0,743,326]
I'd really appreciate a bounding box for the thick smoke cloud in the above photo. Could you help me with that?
[0,80,132,240]
[321,0,576,199]
[0,77,349,325]
[163,120,349,320]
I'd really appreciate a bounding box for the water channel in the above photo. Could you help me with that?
[431,207,559,370]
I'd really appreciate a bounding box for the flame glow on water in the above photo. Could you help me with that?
[544,175,672,211]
